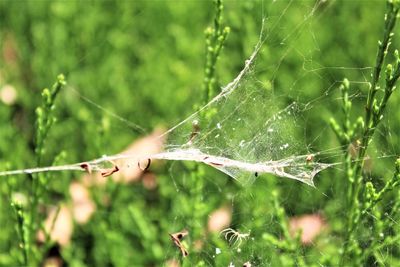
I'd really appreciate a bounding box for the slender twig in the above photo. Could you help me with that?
[341,2,400,263]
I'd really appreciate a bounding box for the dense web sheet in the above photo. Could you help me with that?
[0,1,343,188]
[2,0,380,190]
[0,33,333,186]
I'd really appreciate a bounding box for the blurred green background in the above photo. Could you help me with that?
[1,0,400,266]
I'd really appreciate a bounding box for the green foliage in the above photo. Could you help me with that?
[203,0,230,104]
[35,74,65,164]
[1,0,400,266]
[329,1,400,264]
[5,76,66,266]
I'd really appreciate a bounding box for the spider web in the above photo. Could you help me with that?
[0,2,333,187]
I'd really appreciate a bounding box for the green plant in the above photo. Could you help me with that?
[203,0,230,104]
[11,75,65,266]
[1,0,400,266]
[330,0,400,264]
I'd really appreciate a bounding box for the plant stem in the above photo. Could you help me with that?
[341,2,400,263]
[203,0,230,104]
[24,75,65,265]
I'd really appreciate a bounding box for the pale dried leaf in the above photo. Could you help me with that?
[0,84,17,105]
[37,205,73,247]
[208,206,232,233]
[142,172,158,190]
[69,181,96,224]
[289,214,326,245]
